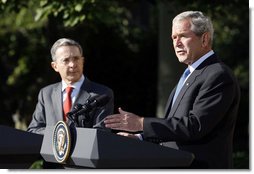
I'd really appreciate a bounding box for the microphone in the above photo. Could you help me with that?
[67,94,109,126]
[85,94,109,111]
[66,104,82,125]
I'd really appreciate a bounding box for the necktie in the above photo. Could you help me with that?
[63,86,73,121]
[172,68,190,106]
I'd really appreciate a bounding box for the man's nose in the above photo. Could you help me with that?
[175,38,182,47]
[68,59,77,67]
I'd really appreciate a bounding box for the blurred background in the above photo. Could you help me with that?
[0,0,249,169]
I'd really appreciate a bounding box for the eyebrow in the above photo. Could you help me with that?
[58,56,82,60]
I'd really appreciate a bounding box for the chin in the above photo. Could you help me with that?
[66,76,78,83]
[177,57,186,63]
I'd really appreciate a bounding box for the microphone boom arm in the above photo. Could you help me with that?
[67,94,109,127]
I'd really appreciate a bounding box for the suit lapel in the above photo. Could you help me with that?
[169,68,201,116]
[73,79,91,106]
[52,83,64,121]
[51,80,91,122]
[167,54,219,118]
[164,87,176,117]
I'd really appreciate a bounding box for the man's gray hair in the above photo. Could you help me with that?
[173,11,214,45]
[50,38,83,61]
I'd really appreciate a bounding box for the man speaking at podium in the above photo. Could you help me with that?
[27,38,114,135]
[104,11,240,169]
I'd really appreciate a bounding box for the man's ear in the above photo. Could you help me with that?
[201,32,210,47]
[51,61,59,72]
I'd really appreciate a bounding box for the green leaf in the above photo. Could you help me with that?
[75,4,83,12]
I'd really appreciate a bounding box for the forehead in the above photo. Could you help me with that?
[55,46,81,58]
[172,19,191,33]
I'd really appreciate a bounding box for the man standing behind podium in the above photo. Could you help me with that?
[104,11,240,168]
[27,38,114,134]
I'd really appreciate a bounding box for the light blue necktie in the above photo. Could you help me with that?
[172,68,190,106]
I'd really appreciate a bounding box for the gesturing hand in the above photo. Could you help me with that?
[104,107,144,132]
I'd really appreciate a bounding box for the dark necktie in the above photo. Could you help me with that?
[63,86,73,121]
[172,68,190,106]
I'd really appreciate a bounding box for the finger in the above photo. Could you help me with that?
[117,132,138,139]
[104,118,121,124]
[118,107,128,115]
[104,123,122,129]
[117,132,129,136]
[104,114,122,122]
[105,114,121,119]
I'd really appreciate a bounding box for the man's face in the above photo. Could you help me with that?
[171,19,204,65]
[51,46,84,85]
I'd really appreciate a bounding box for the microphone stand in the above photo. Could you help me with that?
[67,101,96,128]
[67,94,109,128]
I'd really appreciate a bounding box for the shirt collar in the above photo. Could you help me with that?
[62,75,85,92]
[188,50,214,73]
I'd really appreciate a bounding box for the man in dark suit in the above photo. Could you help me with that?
[27,38,114,135]
[104,11,240,169]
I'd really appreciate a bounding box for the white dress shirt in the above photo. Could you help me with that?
[62,75,85,105]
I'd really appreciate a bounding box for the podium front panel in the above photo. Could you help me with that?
[41,126,194,168]
[0,126,43,169]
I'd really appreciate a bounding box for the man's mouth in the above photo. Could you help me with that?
[176,50,186,54]
[68,71,77,75]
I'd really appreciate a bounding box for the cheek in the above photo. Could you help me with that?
[185,43,194,54]
[55,65,66,74]
[183,40,191,48]
[78,62,84,69]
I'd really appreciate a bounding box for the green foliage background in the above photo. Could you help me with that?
[0,0,249,169]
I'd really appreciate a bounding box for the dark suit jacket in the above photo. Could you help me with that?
[143,54,240,168]
[27,78,114,135]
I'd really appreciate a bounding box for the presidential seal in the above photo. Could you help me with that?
[52,121,71,163]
